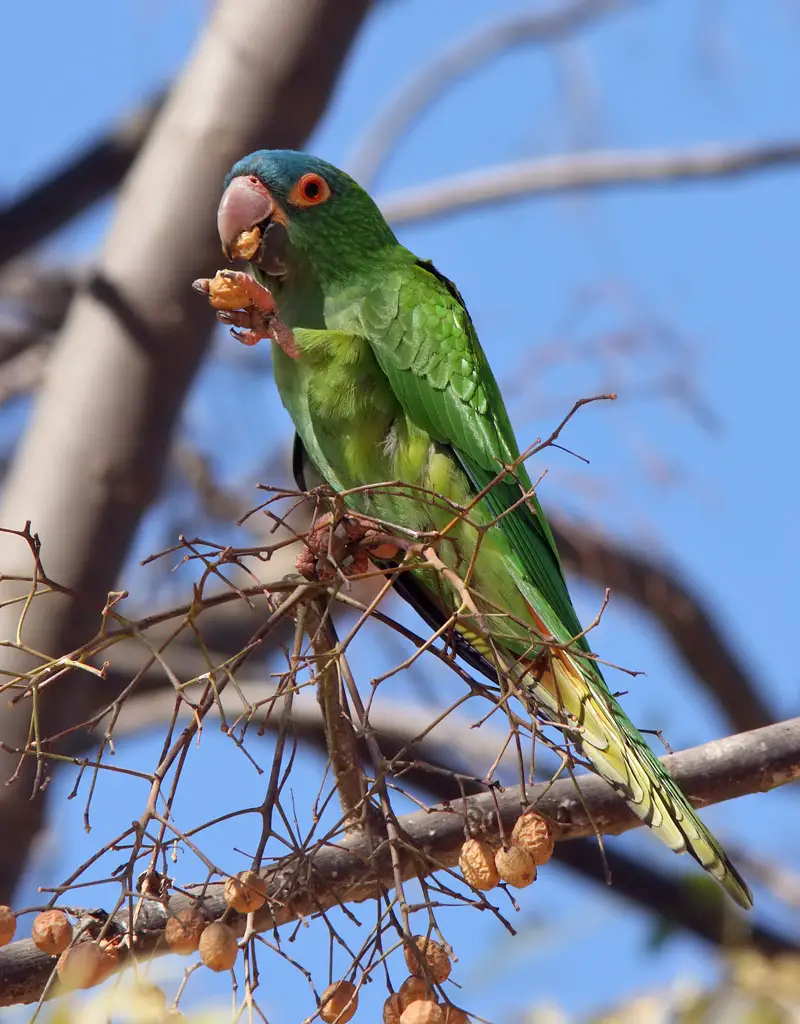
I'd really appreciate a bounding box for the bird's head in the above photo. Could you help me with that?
[216,150,397,288]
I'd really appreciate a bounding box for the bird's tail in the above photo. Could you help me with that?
[509,645,753,909]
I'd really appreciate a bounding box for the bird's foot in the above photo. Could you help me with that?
[296,513,401,581]
[296,513,370,581]
[192,269,298,356]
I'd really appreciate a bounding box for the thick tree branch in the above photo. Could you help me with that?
[0,0,373,903]
[379,141,800,225]
[551,517,775,732]
[1,716,798,1006]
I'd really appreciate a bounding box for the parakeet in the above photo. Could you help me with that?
[196,150,752,909]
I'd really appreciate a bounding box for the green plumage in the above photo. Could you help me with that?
[226,150,752,909]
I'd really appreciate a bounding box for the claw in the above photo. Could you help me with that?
[231,328,262,347]
[193,269,299,356]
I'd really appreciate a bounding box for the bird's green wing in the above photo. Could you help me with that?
[351,258,590,655]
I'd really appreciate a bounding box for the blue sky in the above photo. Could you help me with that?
[2,1,800,1020]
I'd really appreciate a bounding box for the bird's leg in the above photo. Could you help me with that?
[192,269,298,357]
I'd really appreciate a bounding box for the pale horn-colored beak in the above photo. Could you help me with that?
[217,175,274,258]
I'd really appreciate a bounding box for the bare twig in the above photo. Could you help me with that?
[2,715,799,1006]
[379,140,800,225]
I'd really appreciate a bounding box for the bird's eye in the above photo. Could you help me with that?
[289,172,331,208]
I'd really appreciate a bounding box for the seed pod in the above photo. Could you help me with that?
[198,922,238,972]
[320,979,358,1023]
[56,942,107,990]
[224,870,267,913]
[443,1006,470,1023]
[0,906,15,946]
[404,935,451,983]
[31,909,73,955]
[398,975,431,1010]
[164,907,205,955]
[458,838,499,891]
[511,811,554,866]
[400,1000,445,1024]
[383,992,403,1023]
[495,845,536,888]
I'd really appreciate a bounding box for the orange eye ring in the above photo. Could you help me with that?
[289,172,331,208]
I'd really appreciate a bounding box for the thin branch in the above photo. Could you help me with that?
[306,600,366,831]
[2,716,799,1005]
[379,140,800,225]
[347,0,629,185]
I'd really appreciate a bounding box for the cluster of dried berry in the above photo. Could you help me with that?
[459,810,554,892]
[0,817,552,1020]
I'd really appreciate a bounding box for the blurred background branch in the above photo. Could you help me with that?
[379,141,800,225]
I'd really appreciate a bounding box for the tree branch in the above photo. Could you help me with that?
[379,140,800,225]
[1,716,798,1006]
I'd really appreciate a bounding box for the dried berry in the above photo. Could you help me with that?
[31,909,73,955]
[511,811,554,865]
[398,975,432,1010]
[164,907,205,955]
[0,906,15,946]
[198,921,238,972]
[495,845,536,888]
[56,942,107,990]
[383,992,403,1023]
[224,870,267,913]
[400,1000,445,1024]
[458,838,499,891]
[443,1006,470,1023]
[320,979,358,1023]
[404,935,451,983]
